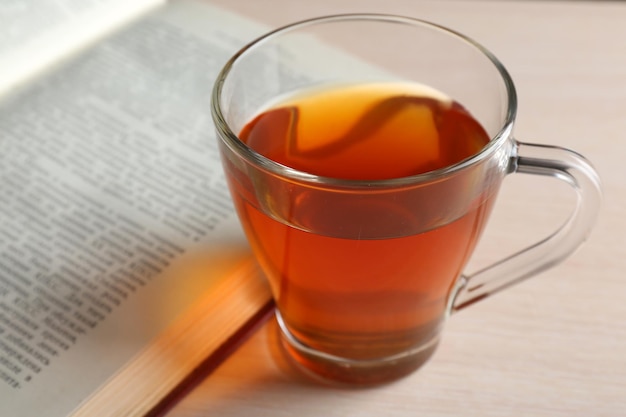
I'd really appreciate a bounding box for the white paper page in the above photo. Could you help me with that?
[0,2,404,415]
[0,1,270,416]
[0,0,166,98]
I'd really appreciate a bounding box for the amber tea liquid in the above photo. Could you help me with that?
[229,82,497,382]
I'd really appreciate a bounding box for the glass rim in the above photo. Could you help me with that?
[211,13,518,189]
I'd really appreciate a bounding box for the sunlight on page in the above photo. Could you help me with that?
[0,0,166,98]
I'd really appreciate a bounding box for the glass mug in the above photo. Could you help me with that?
[211,15,601,385]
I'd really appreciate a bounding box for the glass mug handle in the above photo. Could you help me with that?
[452,141,602,311]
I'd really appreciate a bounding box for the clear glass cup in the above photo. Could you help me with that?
[211,14,602,385]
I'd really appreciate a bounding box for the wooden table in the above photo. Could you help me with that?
[169,1,626,415]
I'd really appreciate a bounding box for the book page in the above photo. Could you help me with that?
[0,1,274,416]
[0,0,165,97]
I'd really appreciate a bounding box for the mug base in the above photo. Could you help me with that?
[275,311,440,386]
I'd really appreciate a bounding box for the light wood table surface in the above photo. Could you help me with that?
[170,1,626,416]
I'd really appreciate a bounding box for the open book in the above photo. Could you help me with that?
[0,1,276,415]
